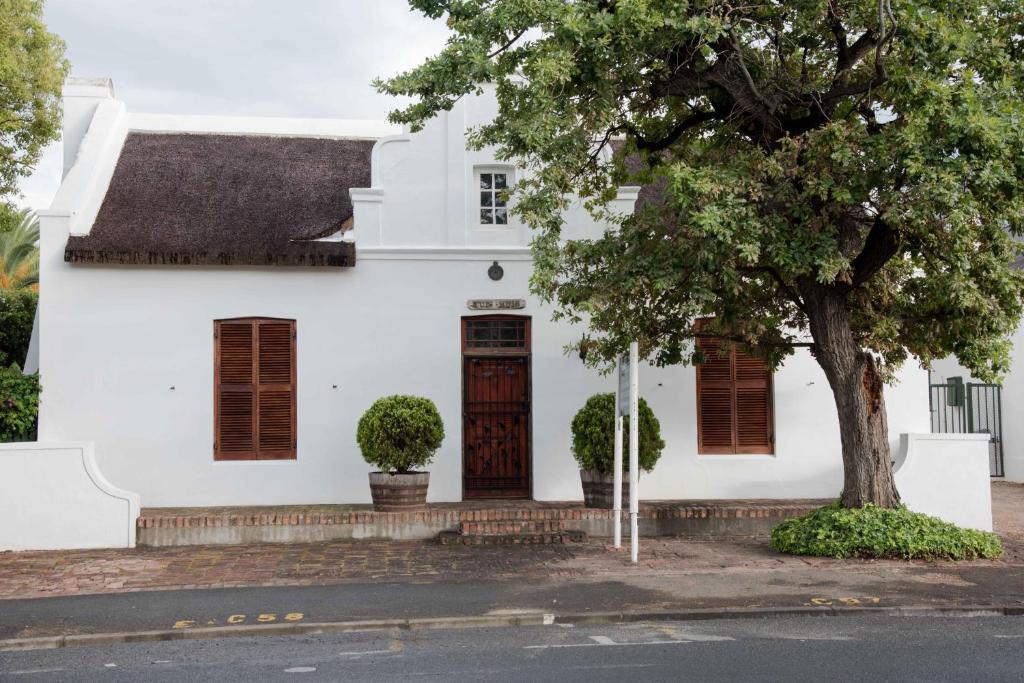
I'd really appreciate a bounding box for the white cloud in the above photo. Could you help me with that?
[16,0,450,210]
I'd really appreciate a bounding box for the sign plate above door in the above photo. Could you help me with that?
[467,299,526,311]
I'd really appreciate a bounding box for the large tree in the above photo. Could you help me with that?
[0,0,67,204]
[379,0,1024,507]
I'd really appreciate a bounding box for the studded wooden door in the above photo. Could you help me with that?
[462,317,531,499]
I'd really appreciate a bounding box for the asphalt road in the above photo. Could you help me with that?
[2,615,1022,682]
[0,580,669,639]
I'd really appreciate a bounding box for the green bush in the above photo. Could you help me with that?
[571,392,665,474]
[0,289,37,367]
[357,395,445,474]
[771,501,1003,560]
[0,366,40,442]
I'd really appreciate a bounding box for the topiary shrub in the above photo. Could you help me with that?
[357,395,445,474]
[0,366,40,442]
[771,502,1003,560]
[571,392,664,474]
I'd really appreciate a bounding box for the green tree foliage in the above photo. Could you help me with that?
[0,366,39,442]
[0,0,68,201]
[380,0,1024,507]
[357,395,445,474]
[0,208,39,290]
[0,288,36,366]
[571,393,664,473]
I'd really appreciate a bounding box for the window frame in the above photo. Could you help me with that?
[213,317,297,461]
[475,166,513,227]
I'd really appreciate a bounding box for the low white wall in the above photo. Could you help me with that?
[894,432,992,531]
[0,442,140,551]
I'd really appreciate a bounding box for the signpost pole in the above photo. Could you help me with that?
[628,341,639,564]
[613,355,625,549]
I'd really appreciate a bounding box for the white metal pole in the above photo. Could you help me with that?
[613,357,624,549]
[629,341,639,564]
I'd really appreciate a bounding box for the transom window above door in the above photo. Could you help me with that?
[478,170,509,225]
[463,316,530,352]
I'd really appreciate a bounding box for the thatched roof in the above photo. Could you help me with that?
[64,132,374,267]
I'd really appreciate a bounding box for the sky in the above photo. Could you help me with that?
[17,0,450,210]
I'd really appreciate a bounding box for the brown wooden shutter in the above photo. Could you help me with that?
[255,320,296,459]
[696,335,737,454]
[215,318,296,460]
[695,321,773,454]
[734,352,773,453]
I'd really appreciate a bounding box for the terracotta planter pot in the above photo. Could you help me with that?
[579,468,630,509]
[368,471,430,511]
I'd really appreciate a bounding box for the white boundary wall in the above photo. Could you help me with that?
[893,432,993,531]
[0,442,140,550]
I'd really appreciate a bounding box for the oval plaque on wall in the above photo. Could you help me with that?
[467,299,526,311]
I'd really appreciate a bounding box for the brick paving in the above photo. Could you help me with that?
[0,484,1020,601]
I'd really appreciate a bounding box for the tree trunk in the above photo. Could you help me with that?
[802,286,901,508]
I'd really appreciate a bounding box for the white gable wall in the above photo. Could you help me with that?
[34,83,931,507]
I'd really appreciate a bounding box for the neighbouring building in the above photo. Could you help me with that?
[931,334,1023,482]
[35,77,930,507]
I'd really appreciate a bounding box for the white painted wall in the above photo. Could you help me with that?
[33,81,931,507]
[894,433,993,531]
[931,333,1024,482]
[0,442,140,550]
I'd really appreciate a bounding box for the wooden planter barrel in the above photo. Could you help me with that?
[579,469,630,509]
[368,472,430,511]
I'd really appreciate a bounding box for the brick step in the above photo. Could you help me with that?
[459,520,565,536]
[437,530,587,546]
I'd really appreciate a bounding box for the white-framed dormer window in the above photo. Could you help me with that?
[477,168,511,226]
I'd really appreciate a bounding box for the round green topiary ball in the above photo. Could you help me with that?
[357,395,445,474]
[571,393,664,474]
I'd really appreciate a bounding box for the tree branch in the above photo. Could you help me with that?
[691,332,815,349]
[850,216,900,286]
[739,265,808,313]
[619,109,718,152]
[488,29,527,59]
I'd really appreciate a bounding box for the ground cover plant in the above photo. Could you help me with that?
[771,502,1003,560]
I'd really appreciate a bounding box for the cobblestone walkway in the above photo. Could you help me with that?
[0,483,1020,601]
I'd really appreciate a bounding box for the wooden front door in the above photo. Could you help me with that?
[462,316,531,499]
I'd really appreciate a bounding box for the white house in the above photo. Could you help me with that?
[32,77,932,508]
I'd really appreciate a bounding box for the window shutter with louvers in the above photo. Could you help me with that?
[695,322,774,455]
[215,318,296,460]
[695,336,736,454]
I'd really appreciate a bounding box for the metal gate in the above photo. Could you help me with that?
[929,379,1004,477]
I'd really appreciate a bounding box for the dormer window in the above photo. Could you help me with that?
[478,170,509,225]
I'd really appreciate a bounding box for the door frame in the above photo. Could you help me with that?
[460,314,533,500]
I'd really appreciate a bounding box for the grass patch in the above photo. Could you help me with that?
[771,502,1002,560]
